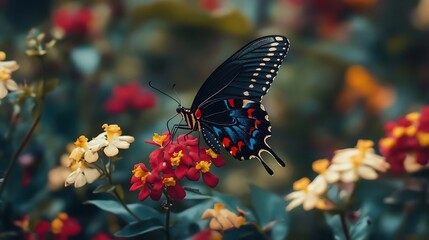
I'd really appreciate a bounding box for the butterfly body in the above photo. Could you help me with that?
[176,35,290,175]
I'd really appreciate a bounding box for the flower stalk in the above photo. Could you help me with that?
[163,189,172,240]
[339,211,351,240]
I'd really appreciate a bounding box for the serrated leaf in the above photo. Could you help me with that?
[130,1,251,36]
[114,218,164,237]
[85,200,162,223]
[249,184,289,240]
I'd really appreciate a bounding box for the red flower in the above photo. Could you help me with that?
[34,213,81,240]
[379,107,429,173]
[105,82,156,114]
[130,133,225,201]
[200,0,221,11]
[52,6,93,35]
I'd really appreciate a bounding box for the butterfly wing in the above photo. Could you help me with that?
[191,35,290,111]
[199,98,285,175]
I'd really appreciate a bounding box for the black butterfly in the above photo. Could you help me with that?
[173,35,290,175]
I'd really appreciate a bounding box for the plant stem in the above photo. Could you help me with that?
[340,211,351,240]
[163,189,172,240]
[102,158,142,222]
[0,56,47,198]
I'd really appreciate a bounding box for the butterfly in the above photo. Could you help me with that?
[173,35,290,175]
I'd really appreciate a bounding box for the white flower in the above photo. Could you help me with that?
[0,51,19,99]
[310,159,341,193]
[97,124,135,157]
[285,177,333,211]
[65,165,101,188]
[69,135,104,163]
[330,140,389,183]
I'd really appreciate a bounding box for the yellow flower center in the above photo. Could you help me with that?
[102,123,122,142]
[406,112,420,122]
[74,135,89,149]
[392,127,405,138]
[195,161,211,173]
[417,132,429,147]
[132,166,149,183]
[153,133,167,147]
[214,203,225,214]
[406,126,417,136]
[351,140,373,168]
[170,150,183,166]
[380,137,395,149]
[312,159,330,174]
[0,51,6,60]
[162,177,176,186]
[205,148,218,159]
[51,218,63,234]
[293,177,310,191]
[0,69,11,81]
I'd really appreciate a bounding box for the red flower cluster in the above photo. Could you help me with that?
[379,107,429,173]
[130,132,225,201]
[15,213,81,240]
[104,81,156,114]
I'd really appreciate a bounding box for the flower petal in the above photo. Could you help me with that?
[357,165,378,180]
[104,144,119,157]
[5,79,17,91]
[341,170,358,183]
[202,172,219,188]
[83,168,101,183]
[138,186,151,201]
[0,83,7,99]
[74,172,87,188]
[201,209,216,219]
[65,168,82,186]
[84,150,99,163]
[303,193,318,210]
[112,139,130,149]
[286,195,305,211]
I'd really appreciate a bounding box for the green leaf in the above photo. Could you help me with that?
[92,184,116,194]
[114,218,164,237]
[130,1,252,36]
[115,184,125,200]
[184,188,212,200]
[249,184,289,240]
[85,200,162,223]
[325,214,371,240]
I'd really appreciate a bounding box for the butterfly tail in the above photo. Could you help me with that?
[256,157,274,175]
[266,148,286,167]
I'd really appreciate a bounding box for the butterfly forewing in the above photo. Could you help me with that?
[191,35,290,110]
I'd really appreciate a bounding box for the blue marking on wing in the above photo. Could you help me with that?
[249,138,256,149]
[252,129,260,137]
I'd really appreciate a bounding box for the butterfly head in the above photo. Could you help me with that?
[176,105,183,114]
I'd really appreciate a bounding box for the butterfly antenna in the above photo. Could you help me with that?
[149,81,180,105]
[172,84,182,105]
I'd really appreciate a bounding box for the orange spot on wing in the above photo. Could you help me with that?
[247,109,255,118]
[254,120,261,128]
[228,99,235,107]
[237,141,244,151]
[231,146,238,156]
[222,138,231,147]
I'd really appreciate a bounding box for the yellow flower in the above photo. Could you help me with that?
[330,140,389,183]
[285,177,329,211]
[94,124,135,157]
[170,150,183,166]
[69,135,103,163]
[201,203,246,231]
[0,51,19,99]
[196,161,211,173]
[65,161,101,188]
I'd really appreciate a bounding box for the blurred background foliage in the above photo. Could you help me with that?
[1,0,429,239]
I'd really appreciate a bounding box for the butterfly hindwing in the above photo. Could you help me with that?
[191,35,290,111]
[199,99,285,174]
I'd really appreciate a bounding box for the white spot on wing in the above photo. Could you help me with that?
[275,36,283,41]
[260,104,265,111]
[265,115,269,121]
[253,73,259,76]
[266,74,272,78]
[249,84,254,88]
[260,63,266,66]
[267,53,274,56]
[256,68,261,71]
[263,58,270,61]
[251,79,257,82]
[262,87,267,91]
[271,42,279,46]
[243,91,250,96]
[268,126,272,132]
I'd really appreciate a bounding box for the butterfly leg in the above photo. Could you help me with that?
[171,124,191,141]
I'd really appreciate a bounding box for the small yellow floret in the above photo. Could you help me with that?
[312,159,330,174]
[406,126,417,136]
[170,150,183,166]
[152,133,167,147]
[162,177,176,187]
[205,148,218,159]
[214,203,225,214]
[0,70,10,81]
[293,177,310,191]
[392,127,405,138]
[57,213,68,220]
[51,218,63,234]
[406,112,420,122]
[380,138,395,149]
[0,51,6,61]
[195,161,211,173]
[417,132,429,147]
[132,166,148,182]
[74,135,88,148]
[102,123,122,141]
